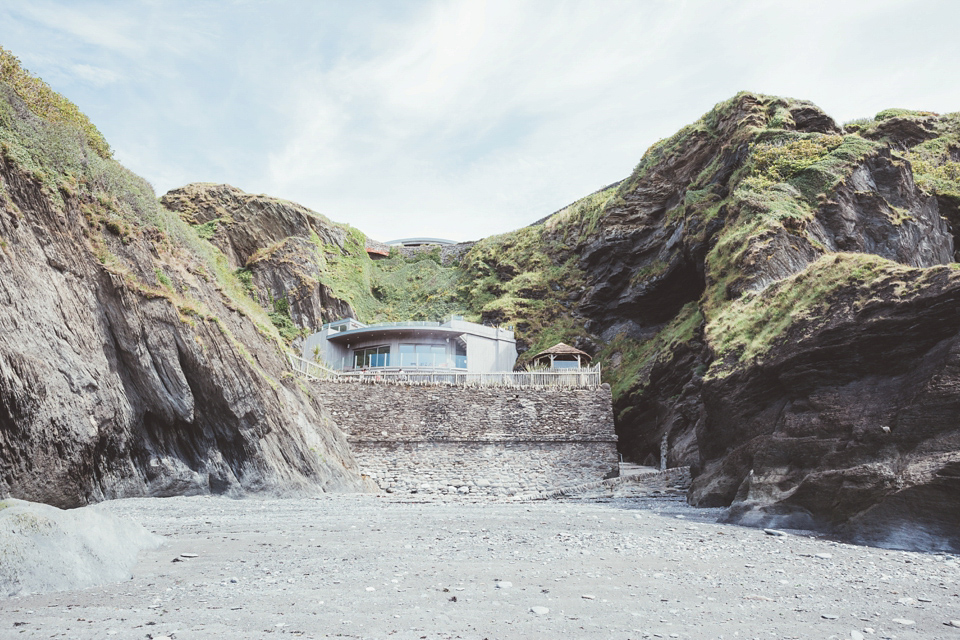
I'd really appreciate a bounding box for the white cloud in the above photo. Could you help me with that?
[70,63,122,87]
[2,0,959,241]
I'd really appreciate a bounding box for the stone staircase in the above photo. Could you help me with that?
[513,466,692,501]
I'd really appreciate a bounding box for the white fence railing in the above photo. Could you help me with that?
[287,354,602,389]
[288,354,341,380]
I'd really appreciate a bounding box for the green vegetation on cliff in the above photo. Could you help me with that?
[307,231,464,324]
[0,51,287,361]
[0,47,110,158]
[456,223,590,361]
[706,253,915,372]
[368,250,462,322]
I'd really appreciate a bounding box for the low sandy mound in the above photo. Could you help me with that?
[0,499,164,597]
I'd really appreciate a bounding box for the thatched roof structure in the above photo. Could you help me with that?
[530,342,591,367]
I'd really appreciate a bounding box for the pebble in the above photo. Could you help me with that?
[850,631,864,640]
[947,620,960,628]
[815,553,833,559]
[582,594,596,600]
[892,618,915,626]
[180,553,198,558]
[764,528,787,537]
[366,587,375,592]
[530,606,549,615]
[822,614,839,620]
[495,581,512,589]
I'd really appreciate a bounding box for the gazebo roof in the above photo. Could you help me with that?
[531,342,591,361]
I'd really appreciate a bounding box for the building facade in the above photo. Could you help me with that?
[301,316,518,373]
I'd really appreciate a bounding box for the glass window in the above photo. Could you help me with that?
[552,359,581,369]
[399,344,416,368]
[353,346,390,368]
[399,343,449,368]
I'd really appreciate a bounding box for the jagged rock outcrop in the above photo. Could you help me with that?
[456,93,960,549]
[5,42,960,552]
[0,58,367,507]
[161,183,357,333]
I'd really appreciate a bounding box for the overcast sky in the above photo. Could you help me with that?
[2,1,958,241]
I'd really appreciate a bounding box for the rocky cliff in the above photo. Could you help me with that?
[448,93,960,550]
[4,41,960,550]
[0,49,367,507]
[148,94,960,550]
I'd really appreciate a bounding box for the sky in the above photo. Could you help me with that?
[1,1,959,242]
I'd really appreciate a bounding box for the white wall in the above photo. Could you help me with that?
[300,320,518,372]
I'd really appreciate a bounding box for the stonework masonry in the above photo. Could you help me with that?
[312,381,619,495]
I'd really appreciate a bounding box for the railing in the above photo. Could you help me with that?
[360,320,442,329]
[287,354,341,380]
[287,355,602,389]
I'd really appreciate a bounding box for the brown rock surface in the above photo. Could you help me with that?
[0,76,366,507]
[161,183,357,333]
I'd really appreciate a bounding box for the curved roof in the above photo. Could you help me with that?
[531,342,592,361]
[325,325,466,344]
[385,237,457,246]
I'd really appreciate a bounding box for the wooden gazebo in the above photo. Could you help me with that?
[530,342,592,369]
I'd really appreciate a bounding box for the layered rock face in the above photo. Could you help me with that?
[0,59,367,507]
[459,94,960,549]
[694,257,960,551]
[160,183,357,334]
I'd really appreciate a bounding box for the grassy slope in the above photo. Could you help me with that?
[297,230,465,326]
[0,47,289,377]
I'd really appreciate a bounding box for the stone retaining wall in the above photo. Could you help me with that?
[313,381,618,495]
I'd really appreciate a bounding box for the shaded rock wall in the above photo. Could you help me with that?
[690,261,960,551]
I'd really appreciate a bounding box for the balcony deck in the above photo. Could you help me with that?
[288,355,603,390]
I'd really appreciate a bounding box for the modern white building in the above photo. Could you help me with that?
[302,316,517,373]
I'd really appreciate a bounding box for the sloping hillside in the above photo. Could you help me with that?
[0,48,368,507]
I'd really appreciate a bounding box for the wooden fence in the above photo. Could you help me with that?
[287,354,602,390]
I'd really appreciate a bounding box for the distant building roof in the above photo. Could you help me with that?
[385,237,457,247]
[365,237,390,257]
